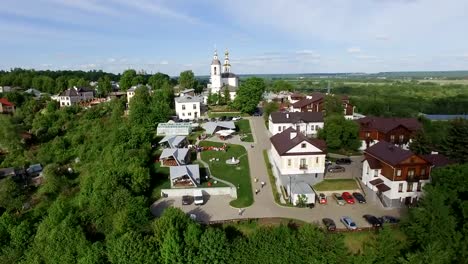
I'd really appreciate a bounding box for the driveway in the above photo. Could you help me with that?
[324,156,363,180]
[151,117,403,227]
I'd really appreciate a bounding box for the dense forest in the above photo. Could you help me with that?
[0,70,467,263]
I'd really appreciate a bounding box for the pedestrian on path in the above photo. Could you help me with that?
[255,189,259,195]
[238,208,243,216]
[261,181,265,188]
[254,177,258,183]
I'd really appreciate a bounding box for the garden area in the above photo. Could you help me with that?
[236,119,254,142]
[313,179,359,191]
[199,141,253,207]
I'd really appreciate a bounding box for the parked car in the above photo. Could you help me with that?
[182,195,193,205]
[341,192,355,204]
[363,214,382,228]
[210,118,216,122]
[328,165,345,173]
[322,218,336,231]
[325,160,333,166]
[333,193,346,206]
[352,192,367,203]
[218,116,226,121]
[335,158,352,165]
[225,116,233,121]
[253,112,262,116]
[340,216,358,230]
[318,193,327,204]
[232,116,242,121]
[379,215,400,224]
[194,190,204,205]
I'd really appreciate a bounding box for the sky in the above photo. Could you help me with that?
[1,0,468,76]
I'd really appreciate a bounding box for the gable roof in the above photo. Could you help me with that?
[170,165,200,185]
[421,153,454,168]
[159,135,187,148]
[270,111,323,124]
[160,148,189,165]
[202,121,236,134]
[175,94,204,103]
[365,141,415,166]
[356,116,422,133]
[270,127,326,155]
[364,154,382,169]
[0,98,15,107]
[291,92,324,108]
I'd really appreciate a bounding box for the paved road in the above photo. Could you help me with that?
[151,116,403,227]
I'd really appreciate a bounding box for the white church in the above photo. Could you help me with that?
[208,49,239,99]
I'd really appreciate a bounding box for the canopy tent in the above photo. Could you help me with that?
[202,121,236,135]
[215,129,236,137]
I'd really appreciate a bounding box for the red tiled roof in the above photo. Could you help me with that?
[291,93,324,108]
[376,183,390,192]
[270,127,326,155]
[0,98,15,107]
[421,154,455,168]
[365,154,382,169]
[365,141,414,166]
[356,116,422,133]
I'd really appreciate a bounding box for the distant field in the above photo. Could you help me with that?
[418,79,468,85]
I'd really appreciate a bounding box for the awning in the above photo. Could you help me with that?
[369,178,384,186]
[216,129,235,136]
[376,183,390,192]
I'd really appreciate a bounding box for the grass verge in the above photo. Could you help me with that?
[262,150,280,204]
[236,119,254,142]
[199,141,253,207]
[313,179,359,191]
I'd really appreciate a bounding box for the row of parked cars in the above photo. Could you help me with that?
[317,192,366,205]
[174,116,242,123]
[322,215,400,231]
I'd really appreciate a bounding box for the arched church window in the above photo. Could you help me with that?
[214,67,217,75]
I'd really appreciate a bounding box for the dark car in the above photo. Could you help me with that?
[379,215,400,224]
[225,116,233,121]
[352,192,367,203]
[322,218,336,231]
[253,112,262,116]
[218,116,226,121]
[210,118,217,122]
[182,195,193,205]
[328,165,345,173]
[335,158,352,165]
[363,214,382,227]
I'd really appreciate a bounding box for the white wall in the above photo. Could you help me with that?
[288,141,322,153]
[175,101,201,120]
[161,187,237,198]
[271,145,325,175]
[268,121,323,136]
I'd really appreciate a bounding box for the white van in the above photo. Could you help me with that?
[193,190,204,205]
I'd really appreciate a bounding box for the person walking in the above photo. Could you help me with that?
[261,181,265,188]
[255,189,259,195]
[238,208,243,216]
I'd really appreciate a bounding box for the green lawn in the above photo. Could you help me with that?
[236,119,254,142]
[263,150,281,204]
[199,141,253,207]
[313,179,359,191]
[342,228,406,254]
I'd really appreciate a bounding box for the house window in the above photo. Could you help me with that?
[421,168,426,176]
[283,126,286,130]
[417,182,422,192]
[398,183,403,193]
[300,159,307,169]
[193,104,197,109]
[182,105,186,110]
[315,125,319,130]
[214,66,217,75]
[278,127,282,132]
[390,135,395,142]
[365,132,370,138]
[366,166,369,175]
[301,143,306,148]
[311,125,315,131]
[374,170,378,177]
[407,182,414,192]
[399,135,404,142]
[316,157,319,163]
[408,169,415,177]
[182,113,185,116]
[287,159,291,167]
[188,112,192,116]
[396,169,402,177]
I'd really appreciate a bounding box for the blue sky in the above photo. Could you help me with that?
[1,0,468,75]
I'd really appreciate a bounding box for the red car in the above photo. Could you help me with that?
[341,192,355,204]
[318,193,327,204]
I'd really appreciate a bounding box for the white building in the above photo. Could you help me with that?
[361,141,432,208]
[56,86,94,107]
[208,49,239,97]
[270,128,327,187]
[268,112,324,137]
[175,94,204,120]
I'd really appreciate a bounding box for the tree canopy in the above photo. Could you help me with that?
[232,77,266,113]
[178,70,195,90]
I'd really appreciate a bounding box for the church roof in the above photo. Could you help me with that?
[221,72,237,78]
[212,59,221,65]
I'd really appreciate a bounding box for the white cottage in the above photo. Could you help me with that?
[268,112,324,137]
[270,128,327,187]
[56,86,94,107]
[175,94,204,120]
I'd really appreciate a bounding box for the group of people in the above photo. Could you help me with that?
[254,178,266,195]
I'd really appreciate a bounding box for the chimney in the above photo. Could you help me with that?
[286,113,289,119]
[290,131,297,139]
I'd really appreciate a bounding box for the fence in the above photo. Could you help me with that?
[161,187,237,198]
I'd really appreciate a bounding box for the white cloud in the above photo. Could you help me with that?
[347,47,361,54]
[160,60,169,65]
